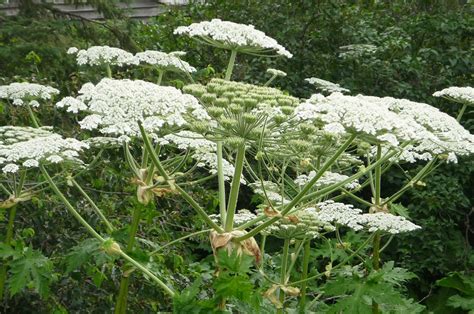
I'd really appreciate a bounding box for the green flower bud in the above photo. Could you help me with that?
[289,139,311,152]
[280,106,295,115]
[183,84,206,97]
[215,98,229,108]
[242,113,257,124]
[207,106,225,118]
[229,103,244,114]
[225,136,245,148]
[201,93,217,103]
[192,121,211,133]
[300,123,317,134]
[220,117,238,129]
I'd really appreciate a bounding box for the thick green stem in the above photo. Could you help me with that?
[237,134,356,241]
[0,205,18,299]
[138,122,224,233]
[264,75,277,87]
[114,205,142,314]
[217,142,227,226]
[70,178,114,233]
[106,64,112,78]
[26,104,40,128]
[224,50,237,80]
[278,239,290,313]
[40,165,175,296]
[457,103,468,122]
[372,145,382,314]
[225,144,246,231]
[299,240,311,312]
[157,70,164,85]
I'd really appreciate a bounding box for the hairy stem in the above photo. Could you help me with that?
[225,144,246,231]
[70,178,114,233]
[224,49,237,80]
[138,122,223,232]
[26,104,40,128]
[299,240,311,312]
[0,205,17,299]
[278,239,290,313]
[217,142,227,226]
[39,165,175,296]
[237,134,356,240]
[114,205,142,314]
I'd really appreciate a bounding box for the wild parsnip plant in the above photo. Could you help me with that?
[1,18,473,313]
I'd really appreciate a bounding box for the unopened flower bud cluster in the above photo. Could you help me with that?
[183,78,299,142]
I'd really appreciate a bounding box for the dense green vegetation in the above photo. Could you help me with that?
[0,0,472,313]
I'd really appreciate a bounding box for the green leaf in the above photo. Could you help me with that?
[213,273,253,301]
[217,250,253,273]
[0,243,20,259]
[65,238,102,273]
[8,247,53,298]
[447,294,474,312]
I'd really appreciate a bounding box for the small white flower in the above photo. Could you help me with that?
[2,164,19,173]
[0,126,88,173]
[67,47,79,54]
[433,86,474,105]
[74,46,138,66]
[135,50,196,73]
[0,82,59,106]
[305,77,350,93]
[267,68,287,77]
[58,78,209,138]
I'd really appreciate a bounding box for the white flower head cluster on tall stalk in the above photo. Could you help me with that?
[0,126,88,174]
[307,201,421,234]
[135,50,196,74]
[0,82,59,107]
[305,77,350,94]
[433,86,474,105]
[296,92,474,163]
[67,45,138,66]
[174,19,292,58]
[56,78,211,142]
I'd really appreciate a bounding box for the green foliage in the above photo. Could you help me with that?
[429,272,474,313]
[6,246,54,298]
[65,238,114,273]
[323,262,423,313]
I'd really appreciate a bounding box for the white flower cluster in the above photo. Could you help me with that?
[0,82,59,106]
[68,46,138,66]
[357,212,421,234]
[0,126,88,173]
[260,206,332,239]
[56,78,210,138]
[174,19,292,58]
[339,44,377,59]
[310,200,421,234]
[296,93,420,140]
[267,68,287,77]
[296,93,474,161]
[433,86,474,105]
[210,209,257,226]
[161,131,242,182]
[135,50,196,73]
[250,181,290,205]
[305,77,350,93]
[363,95,474,162]
[294,171,360,190]
[311,201,365,231]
